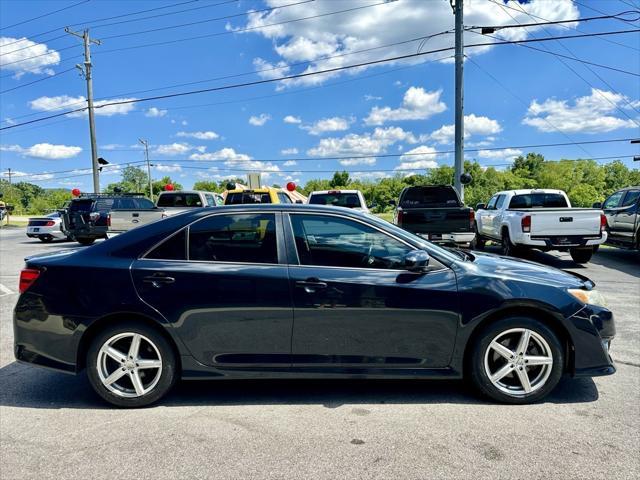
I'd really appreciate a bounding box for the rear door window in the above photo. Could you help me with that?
[145,229,187,260]
[494,195,506,209]
[621,190,639,208]
[188,213,278,264]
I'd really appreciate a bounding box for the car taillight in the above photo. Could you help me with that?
[107,213,111,227]
[521,215,531,233]
[396,209,403,225]
[469,208,475,228]
[45,220,55,227]
[600,213,607,232]
[19,268,40,294]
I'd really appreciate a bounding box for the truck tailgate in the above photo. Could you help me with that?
[109,210,164,232]
[401,208,472,234]
[526,209,602,236]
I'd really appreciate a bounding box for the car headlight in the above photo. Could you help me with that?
[567,288,608,308]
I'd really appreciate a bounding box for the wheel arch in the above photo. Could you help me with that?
[77,312,182,372]
[462,305,574,375]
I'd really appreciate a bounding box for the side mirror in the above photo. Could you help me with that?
[389,199,397,207]
[295,200,303,204]
[403,250,430,273]
[592,202,602,209]
[476,203,485,210]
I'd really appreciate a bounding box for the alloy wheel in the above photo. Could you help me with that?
[96,332,163,398]
[483,328,553,397]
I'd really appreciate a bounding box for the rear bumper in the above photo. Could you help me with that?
[567,304,616,377]
[69,226,108,239]
[416,232,475,245]
[517,231,607,248]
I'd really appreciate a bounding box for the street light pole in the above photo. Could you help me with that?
[139,139,153,201]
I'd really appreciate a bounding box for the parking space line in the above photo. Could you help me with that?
[0,283,15,296]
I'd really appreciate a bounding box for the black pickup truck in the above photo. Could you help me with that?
[393,185,476,247]
[61,193,156,245]
[596,186,639,250]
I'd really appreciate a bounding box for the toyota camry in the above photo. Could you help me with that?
[13,205,615,407]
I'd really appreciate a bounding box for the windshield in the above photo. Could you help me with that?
[309,193,362,208]
[157,193,203,207]
[399,186,460,208]
[509,193,568,209]
[225,192,272,204]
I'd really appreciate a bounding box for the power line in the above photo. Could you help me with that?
[3,28,638,131]
[0,67,76,94]
[0,0,90,31]
[504,1,640,122]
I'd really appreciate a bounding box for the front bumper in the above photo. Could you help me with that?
[567,304,616,377]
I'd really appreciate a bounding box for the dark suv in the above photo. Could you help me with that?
[596,186,640,250]
[61,194,154,245]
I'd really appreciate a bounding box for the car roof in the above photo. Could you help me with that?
[309,190,362,194]
[157,190,214,195]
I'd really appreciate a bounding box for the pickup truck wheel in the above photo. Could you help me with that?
[77,237,95,246]
[501,231,518,257]
[472,231,485,250]
[569,247,593,264]
[469,317,563,404]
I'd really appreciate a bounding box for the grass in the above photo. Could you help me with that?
[1,220,28,228]
[374,212,394,223]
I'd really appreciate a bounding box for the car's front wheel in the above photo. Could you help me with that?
[469,317,564,404]
[86,322,177,407]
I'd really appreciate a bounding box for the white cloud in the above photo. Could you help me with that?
[396,146,438,171]
[364,94,382,101]
[145,107,167,117]
[301,116,353,135]
[283,115,302,124]
[154,164,183,172]
[281,148,299,155]
[155,143,192,156]
[308,126,416,157]
[339,157,376,166]
[477,148,523,161]
[253,57,291,79]
[523,88,639,134]
[430,114,503,144]
[232,0,577,87]
[2,170,55,181]
[190,147,280,173]
[181,120,188,126]
[364,87,446,126]
[1,143,82,159]
[283,160,297,166]
[249,113,271,126]
[176,130,219,140]
[0,37,60,78]
[29,95,137,117]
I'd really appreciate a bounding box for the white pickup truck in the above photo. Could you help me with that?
[474,189,607,263]
[106,196,166,236]
[156,190,222,216]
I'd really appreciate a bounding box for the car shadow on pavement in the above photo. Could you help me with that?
[590,249,640,279]
[0,361,599,410]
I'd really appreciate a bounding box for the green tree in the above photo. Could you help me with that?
[329,171,351,188]
[192,180,219,192]
[152,176,183,195]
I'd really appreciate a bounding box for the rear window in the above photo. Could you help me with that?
[69,199,95,212]
[309,193,362,208]
[509,193,568,209]
[399,187,460,208]
[225,192,272,205]
[157,193,203,207]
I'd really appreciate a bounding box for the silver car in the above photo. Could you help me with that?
[26,212,70,243]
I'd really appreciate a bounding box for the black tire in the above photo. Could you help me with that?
[86,321,178,408]
[500,230,519,257]
[76,237,95,246]
[592,245,600,254]
[472,230,485,251]
[38,236,53,243]
[469,316,564,404]
[569,247,593,264]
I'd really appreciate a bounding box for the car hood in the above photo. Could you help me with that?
[463,251,590,289]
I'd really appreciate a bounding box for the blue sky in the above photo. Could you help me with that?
[0,0,638,191]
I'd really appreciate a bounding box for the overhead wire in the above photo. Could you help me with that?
[0,0,90,31]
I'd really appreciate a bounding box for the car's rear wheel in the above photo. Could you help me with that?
[76,237,95,246]
[469,317,563,404]
[86,322,177,407]
[38,236,53,243]
[569,247,593,264]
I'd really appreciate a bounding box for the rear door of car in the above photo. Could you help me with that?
[611,189,640,246]
[130,211,294,370]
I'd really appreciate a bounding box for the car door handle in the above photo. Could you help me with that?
[296,279,328,293]
[143,274,175,288]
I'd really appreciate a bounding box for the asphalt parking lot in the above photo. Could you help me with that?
[0,227,638,480]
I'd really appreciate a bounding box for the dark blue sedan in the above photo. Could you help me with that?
[14,205,615,407]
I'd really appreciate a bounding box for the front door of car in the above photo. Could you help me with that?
[130,212,293,369]
[284,213,459,369]
[479,195,498,237]
[602,190,626,243]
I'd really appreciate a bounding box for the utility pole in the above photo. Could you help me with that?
[452,0,464,201]
[66,27,101,193]
[6,168,12,186]
[139,139,153,201]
